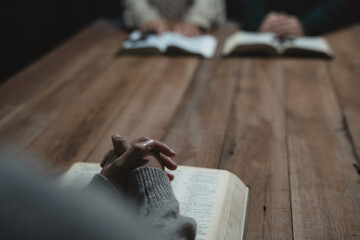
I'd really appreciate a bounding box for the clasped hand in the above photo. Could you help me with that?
[100,134,178,190]
[259,12,304,37]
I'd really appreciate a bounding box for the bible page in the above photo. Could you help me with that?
[171,166,231,240]
[165,33,218,58]
[282,36,333,56]
[223,174,249,240]
[59,162,100,190]
[222,31,280,56]
[122,30,168,52]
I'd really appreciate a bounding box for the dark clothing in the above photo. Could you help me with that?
[228,0,357,35]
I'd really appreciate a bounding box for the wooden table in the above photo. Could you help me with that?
[0,20,359,239]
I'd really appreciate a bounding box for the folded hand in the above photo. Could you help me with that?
[259,12,304,37]
[100,134,177,190]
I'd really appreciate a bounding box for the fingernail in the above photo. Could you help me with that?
[143,139,154,149]
[112,133,121,139]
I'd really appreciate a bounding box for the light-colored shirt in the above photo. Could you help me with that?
[123,0,226,30]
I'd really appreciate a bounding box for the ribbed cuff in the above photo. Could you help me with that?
[128,167,174,202]
[88,173,119,196]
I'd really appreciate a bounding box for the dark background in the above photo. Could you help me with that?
[1,0,359,84]
[1,0,122,83]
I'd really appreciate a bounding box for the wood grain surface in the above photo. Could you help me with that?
[219,59,292,239]
[284,59,360,239]
[0,20,359,239]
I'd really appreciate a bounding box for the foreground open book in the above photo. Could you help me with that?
[223,31,333,58]
[121,30,218,58]
[60,163,250,240]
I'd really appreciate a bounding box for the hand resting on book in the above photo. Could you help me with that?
[174,22,202,37]
[100,134,178,190]
[140,19,167,35]
[140,19,202,37]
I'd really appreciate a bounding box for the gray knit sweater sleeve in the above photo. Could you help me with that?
[88,173,120,196]
[128,167,197,240]
[88,167,196,240]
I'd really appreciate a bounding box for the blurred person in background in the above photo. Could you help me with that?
[0,135,196,240]
[123,0,225,37]
[228,0,357,37]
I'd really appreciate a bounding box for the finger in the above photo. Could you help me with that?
[100,149,112,168]
[267,22,293,33]
[177,25,187,35]
[186,27,196,37]
[156,26,163,35]
[132,137,176,157]
[149,151,164,170]
[153,140,176,156]
[166,171,175,181]
[267,12,279,21]
[142,25,150,33]
[174,23,181,32]
[279,12,288,18]
[144,22,156,33]
[131,136,151,143]
[160,153,178,170]
[101,150,119,167]
[148,22,156,32]
[115,139,155,169]
[183,26,192,37]
[153,22,160,34]
[190,29,199,37]
[148,152,177,170]
[157,23,166,35]
[112,134,130,156]
[264,17,283,31]
[194,29,201,36]
[261,20,276,31]
[140,23,149,33]
[271,23,294,34]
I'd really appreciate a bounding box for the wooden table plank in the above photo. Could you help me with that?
[284,60,360,239]
[84,57,199,164]
[326,26,360,166]
[0,21,126,166]
[219,59,292,240]
[0,26,199,169]
[1,18,360,239]
[0,21,123,120]
[162,23,239,168]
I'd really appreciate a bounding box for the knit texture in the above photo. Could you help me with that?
[88,167,197,240]
[0,154,196,240]
[87,173,121,197]
[128,167,197,240]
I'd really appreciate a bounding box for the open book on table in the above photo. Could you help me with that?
[222,31,333,58]
[60,163,250,240]
[120,30,218,58]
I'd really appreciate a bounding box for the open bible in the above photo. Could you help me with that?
[120,31,218,58]
[60,163,250,240]
[222,31,333,58]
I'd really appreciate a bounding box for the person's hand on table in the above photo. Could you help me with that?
[259,12,282,32]
[259,12,304,37]
[174,22,202,37]
[100,134,177,190]
[140,19,167,35]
